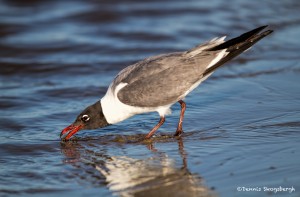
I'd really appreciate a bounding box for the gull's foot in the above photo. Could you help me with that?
[174,129,184,137]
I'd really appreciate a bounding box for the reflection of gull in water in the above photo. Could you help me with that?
[97,140,215,197]
[96,156,214,197]
[96,156,176,192]
[60,137,216,197]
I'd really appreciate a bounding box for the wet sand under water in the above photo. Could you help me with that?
[1,0,300,197]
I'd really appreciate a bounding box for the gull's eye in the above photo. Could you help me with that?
[81,114,90,122]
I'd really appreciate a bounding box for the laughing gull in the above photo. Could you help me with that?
[61,25,273,140]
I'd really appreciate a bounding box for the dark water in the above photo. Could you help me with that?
[1,0,300,196]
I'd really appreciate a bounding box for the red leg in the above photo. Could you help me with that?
[145,117,165,139]
[174,100,186,136]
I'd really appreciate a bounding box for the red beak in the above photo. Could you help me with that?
[60,124,83,140]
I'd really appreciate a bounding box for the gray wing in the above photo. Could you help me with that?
[115,51,218,107]
[115,26,273,108]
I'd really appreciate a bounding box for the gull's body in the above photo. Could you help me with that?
[61,26,273,140]
[101,42,223,124]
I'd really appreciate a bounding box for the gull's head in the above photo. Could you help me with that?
[60,101,109,140]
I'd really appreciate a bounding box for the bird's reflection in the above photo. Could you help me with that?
[60,135,216,197]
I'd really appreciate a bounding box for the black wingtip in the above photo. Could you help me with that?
[244,25,269,36]
[261,29,274,36]
[208,25,271,51]
[203,25,273,76]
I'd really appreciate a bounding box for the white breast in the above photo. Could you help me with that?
[101,83,172,124]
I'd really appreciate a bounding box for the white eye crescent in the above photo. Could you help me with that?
[81,114,90,122]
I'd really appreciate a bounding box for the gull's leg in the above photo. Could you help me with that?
[174,100,186,136]
[145,117,165,139]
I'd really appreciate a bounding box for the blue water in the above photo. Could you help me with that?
[1,0,300,196]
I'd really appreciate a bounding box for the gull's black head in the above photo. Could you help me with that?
[60,101,109,140]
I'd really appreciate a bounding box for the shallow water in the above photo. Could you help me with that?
[1,0,300,196]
